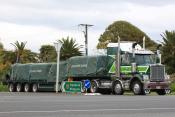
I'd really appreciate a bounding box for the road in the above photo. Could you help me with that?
[0,92,175,117]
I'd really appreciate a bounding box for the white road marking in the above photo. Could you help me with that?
[0,108,175,114]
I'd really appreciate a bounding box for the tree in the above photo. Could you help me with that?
[161,30,175,74]
[58,37,82,60]
[11,41,27,63]
[39,45,56,62]
[21,49,39,63]
[97,20,157,50]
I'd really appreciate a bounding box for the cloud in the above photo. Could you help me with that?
[0,0,175,54]
[0,21,100,54]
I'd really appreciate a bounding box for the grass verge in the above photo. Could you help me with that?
[0,83,8,92]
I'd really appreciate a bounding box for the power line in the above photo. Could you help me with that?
[78,24,93,56]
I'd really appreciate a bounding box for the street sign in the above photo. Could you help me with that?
[61,81,82,93]
[84,80,91,89]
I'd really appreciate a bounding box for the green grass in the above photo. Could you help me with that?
[0,83,8,92]
[170,81,175,93]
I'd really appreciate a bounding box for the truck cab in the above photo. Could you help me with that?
[107,41,171,95]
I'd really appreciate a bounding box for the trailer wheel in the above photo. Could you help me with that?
[156,89,166,95]
[9,83,15,92]
[132,81,142,95]
[24,83,30,92]
[32,84,38,92]
[113,81,124,95]
[16,83,23,92]
[90,81,98,93]
[81,81,86,93]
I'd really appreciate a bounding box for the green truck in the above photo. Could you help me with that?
[5,41,171,95]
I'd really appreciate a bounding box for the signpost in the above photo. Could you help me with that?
[84,80,91,93]
[61,81,82,93]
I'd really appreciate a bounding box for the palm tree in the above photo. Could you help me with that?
[11,41,27,63]
[58,37,82,60]
[161,30,175,74]
[39,45,56,62]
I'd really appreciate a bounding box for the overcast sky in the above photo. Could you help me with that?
[0,0,175,54]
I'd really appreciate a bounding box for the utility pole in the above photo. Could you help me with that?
[79,24,93,56]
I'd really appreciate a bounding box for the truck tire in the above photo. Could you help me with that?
[113,81,124,95]
[32,84,38,92]
[24,83,30,92]
[90,81,98,93]
[16,83,23,92]
[132,81,142,95]
[9,83,15,92]
[81,81,86,93]
[156,89,166,95]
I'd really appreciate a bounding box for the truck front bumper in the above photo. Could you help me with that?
[144,81,170,90]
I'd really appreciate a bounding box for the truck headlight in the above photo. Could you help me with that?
[143,75,149,81]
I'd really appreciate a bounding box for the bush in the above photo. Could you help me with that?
[170,74,175,93]
[0,83,8,92]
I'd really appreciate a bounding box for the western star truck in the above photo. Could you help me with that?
[5,40,171,95]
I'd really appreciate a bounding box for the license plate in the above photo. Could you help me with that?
[156,86,161,89]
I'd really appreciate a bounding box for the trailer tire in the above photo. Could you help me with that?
[81,81,86,93]
[113,81,124,95]
[16,83,23,92]
[24,83,30,92]
[9,83,15,92]
[156,89,166,95]
[132,81,142,95]
[90,81,98,93]
[32,84,38,92]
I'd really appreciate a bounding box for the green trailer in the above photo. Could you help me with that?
[7,62,67,92]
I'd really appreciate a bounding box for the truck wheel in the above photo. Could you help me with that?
[143,89,150,95]
[156,89,166,95]
[16,83,23,92]
[90,81,98,93]
[132,81,142,95]
[24,83,30,92]
[81,81,86,93]
[32,84,38,92]
[113,81,124,95]
[9,83,15,92]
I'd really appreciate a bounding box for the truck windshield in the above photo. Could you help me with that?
[135,54,155,65]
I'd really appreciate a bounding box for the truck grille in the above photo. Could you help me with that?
[150,65,165,82]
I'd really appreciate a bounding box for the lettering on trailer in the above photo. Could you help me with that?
[71,64,87,68]
[29,70,42,73]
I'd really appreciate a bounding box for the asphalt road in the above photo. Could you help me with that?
[0,92,175,117]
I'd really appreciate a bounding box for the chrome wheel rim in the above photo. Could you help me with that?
[115,83,121,94]
[133,83,140,94]
[24,84,29,92]
[16,84,21,92]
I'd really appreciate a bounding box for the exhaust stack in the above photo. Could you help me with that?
[115,36,121,77]
[143,36,145,50]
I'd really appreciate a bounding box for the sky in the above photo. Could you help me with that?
[0,0,175,54]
